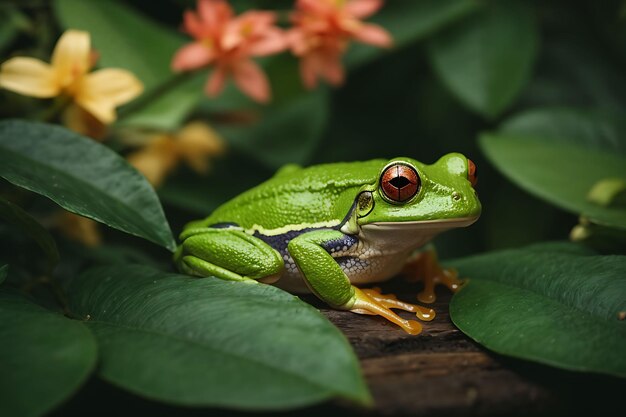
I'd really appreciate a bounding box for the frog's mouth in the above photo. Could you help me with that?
[358,216,479,249]
[363,215,480,231]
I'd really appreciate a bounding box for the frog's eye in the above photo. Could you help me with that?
[468,159,478,187]
[380,164,420,203]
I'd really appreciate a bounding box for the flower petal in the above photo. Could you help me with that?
[296,0,333,15]
[353,23,393,47]
[232,60,270,103]
[183,10,206,39]
[172,42,214,71]
[344,0,383,18]
[299,55,320,89]
[0,57,59,97]
[62,104,108,139]
[176,121,225,173]
[75,68,144,124]
[248,28,288,56]
[51,30,91,88]
[320,52,344,86]
[205,65,228,97]
[198,0,232,29]
[128,135,179,187]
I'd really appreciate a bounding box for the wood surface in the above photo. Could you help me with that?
[308,280,626,417]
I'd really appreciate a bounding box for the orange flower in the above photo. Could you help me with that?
[172,0,287,103]
[288,0,392,88]
[0,30,143,125]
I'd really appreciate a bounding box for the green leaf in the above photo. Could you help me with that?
[215,89,329,169]
[499,107,626,155]
[427,0,538,118]
[67,265,370,409]
[0,265,6,285]
[480,132,626,230]
[0,5,27,55]
[0,120,176,251]
[0,290,97,417]
[0,197,60,270]
[449,243,626,378]
[345,0,480,68]
[53,0,201,131]
[117,73,206,131]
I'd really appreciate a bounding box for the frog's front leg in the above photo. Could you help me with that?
[175,228,284,283]
[288,230,432,335]
[402,247,464,303]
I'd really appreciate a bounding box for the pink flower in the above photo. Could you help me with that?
[288,0,393,88]
[171,0,287,103]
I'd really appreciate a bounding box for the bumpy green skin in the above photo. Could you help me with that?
[191,160,386,230]
[175,154,482,309]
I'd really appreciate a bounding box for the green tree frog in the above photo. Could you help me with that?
[174,154,481,334]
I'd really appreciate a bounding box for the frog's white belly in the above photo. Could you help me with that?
[275,217,476,293]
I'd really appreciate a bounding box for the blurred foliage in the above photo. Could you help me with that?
[0,0,625,416]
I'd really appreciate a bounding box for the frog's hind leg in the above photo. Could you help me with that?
[402,246,464,303]
[175,228,284,283]
[288,229,429,335]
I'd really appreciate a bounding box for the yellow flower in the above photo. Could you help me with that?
[55,212,102,247]
[0,29,143,125]
[127,121,226,187]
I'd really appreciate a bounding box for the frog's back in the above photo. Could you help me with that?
[202,160,386,230]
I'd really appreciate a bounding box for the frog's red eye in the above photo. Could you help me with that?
[468,159,478,187]
[380,164,420,202]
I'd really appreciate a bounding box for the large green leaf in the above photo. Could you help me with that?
[67,265,370,409]
[480,133,626,230]
[427,0,538,118]
[345,0,479,68]
[0,196,59,270]
[449,243,626,378]
[0,120,176,250]
[499,107,626,155]
[0,290,97,417]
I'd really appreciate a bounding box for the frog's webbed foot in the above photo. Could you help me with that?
[349,287,435,335]
[402,249,465,304]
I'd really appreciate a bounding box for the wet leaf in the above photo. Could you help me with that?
[67,265,370,409]
[450,242,626,378]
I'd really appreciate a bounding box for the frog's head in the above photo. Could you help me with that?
[348,153,481,234]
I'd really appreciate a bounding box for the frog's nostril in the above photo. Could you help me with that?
[452,192,462,201]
